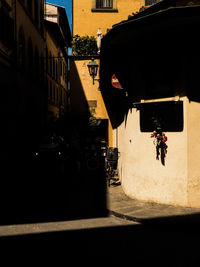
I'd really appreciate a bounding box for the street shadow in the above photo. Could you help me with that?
[141,211,200,226]
[0,59,108,225]
[0,144,108,225]
[2,212,200,265]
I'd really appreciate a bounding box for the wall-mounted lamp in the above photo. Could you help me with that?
[87,58,99,85]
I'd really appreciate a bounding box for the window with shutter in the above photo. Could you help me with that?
[92,0,117,12]
[96,0,113,8]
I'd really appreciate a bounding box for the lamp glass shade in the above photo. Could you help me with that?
[87,58,98,77]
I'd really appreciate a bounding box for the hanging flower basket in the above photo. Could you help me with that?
[151,130,168,165]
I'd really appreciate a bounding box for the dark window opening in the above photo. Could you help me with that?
[88,100,97,107]
[40,6,44,34]
[28,39,33,72]
[139,101,183,132]
[18,28,25,68]
[60,60,62,76]
[145,0,161,6]
[41,53,44,85]
[27,0,32,16]
[46,47,48,74]
[96,0,113,8]
[49,81,52,99]
[49,51,52,76]
[34,1,39,25]
[35,47,39,79]
[53,58,55,79]
[0,8,14,49]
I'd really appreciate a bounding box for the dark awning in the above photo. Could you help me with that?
[102,5,200,47]
[100,3,200,128]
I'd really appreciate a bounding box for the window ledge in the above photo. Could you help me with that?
[91,8,118,13]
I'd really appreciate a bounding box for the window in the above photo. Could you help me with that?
[46,47,48,74]
[27,0,32,16]
[96,0,113,8]
[40,5,44,34]
[0,6,14,48]
[56,61,58,81]
[35,47,39,79]
[49,81,52,99]
[27,38,33,72]
[41,53,44,84]
[49,51,52,76]
[88,100,97,108]
[63,63,65,77]
[18,27,25,68]
[92,0,117,11]
[60,60,62,76]
[20,0,25,5]
[34,1,39,25]
[145,0,160,6]
[52,85,55,103]
[56,87,59,105]
[53,58,55,79]
[140,101,183,132]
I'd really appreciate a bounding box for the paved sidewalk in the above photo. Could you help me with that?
[107,184,200,224]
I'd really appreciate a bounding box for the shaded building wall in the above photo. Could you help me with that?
[45,3,71,133]
[15,0,46,145]
[0,0,47,159]
[45,29,60,120]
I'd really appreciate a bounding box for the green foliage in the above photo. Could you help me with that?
[72,35,98,56]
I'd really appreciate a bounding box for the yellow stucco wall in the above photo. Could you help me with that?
[73,0,143,36]
[72,0,143,146]
[74,60,107,117]
[70,58,113,146]
[115,97,200,207]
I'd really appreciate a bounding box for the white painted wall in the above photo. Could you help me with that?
[116,97,190,206]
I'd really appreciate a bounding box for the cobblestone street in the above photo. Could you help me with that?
[0,214,137,237]
[1,184,200,266]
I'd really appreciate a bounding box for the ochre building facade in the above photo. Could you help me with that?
[72,0,144,146]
